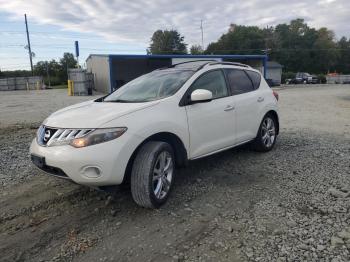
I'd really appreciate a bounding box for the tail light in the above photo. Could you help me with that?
[273,91,279,101]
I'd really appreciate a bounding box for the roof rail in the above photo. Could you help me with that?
[170,60,218,68]
[155,60,251,72]
[155,60,216,71]
[207,61,251,68]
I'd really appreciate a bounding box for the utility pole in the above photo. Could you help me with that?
[75,41,80,68]
[24,14,33,76]
[265,25,269,55]
[200,20,204,50]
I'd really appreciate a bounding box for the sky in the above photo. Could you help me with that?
[0,0,349,71]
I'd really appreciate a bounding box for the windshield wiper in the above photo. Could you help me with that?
[105,99,131,103]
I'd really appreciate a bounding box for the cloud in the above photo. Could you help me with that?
[0,0,349,48]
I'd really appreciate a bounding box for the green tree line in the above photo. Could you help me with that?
[0,53,77,85]
[149,19,350,74]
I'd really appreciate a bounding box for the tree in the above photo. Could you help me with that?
[273,19,318,72]
[59,53,77,80]
[33,61,48,76]
[190,45,203,55]
[336,37,350,74]
[0,70,31,78]
[148,30,187,54]
[205,19,344,74]
[312,28,338,73]
[206,24,266,55]
[33,53,77,85]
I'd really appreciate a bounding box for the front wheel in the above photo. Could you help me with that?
[131,141,175,208]
[252,115,277,152]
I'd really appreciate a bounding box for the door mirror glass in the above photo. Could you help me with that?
[190,89,213,103]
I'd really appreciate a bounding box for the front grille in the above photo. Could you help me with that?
[37,125,94,146]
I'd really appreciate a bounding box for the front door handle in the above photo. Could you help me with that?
[257,97,264,102]
[224,105,235,111]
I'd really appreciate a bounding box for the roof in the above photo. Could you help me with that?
[267,61,283,69]
[86,54,268,61]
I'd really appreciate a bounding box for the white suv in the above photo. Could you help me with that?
[30,61,279,208]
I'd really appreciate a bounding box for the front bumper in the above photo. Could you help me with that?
[29,132,142,186]
[31,153,71,179]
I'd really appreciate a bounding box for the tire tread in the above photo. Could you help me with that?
[131,141,173,208]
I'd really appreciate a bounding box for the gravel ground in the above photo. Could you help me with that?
[0,89,100,128]
[0,85,349,262]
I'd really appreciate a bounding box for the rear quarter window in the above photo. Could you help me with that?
[245,70,261,90]
[224,69,255,95]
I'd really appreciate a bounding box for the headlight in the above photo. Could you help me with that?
[70,127,127,148]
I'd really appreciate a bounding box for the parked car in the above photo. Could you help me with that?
[266,78,281,87]
[286,72,319,84]
[30,61,279,208]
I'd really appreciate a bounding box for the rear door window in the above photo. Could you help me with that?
[245,70,261,90]
[224,69,255,95]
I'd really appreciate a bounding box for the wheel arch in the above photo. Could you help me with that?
[123,132,188,184]
[264,110,279,135]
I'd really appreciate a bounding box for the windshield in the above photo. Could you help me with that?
[103,69,194,103]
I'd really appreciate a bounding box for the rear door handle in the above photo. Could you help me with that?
[257,97,264,102]
[224,105,235,111]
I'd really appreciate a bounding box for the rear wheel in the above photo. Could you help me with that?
[252,114,277,152]
[131,141,175,208]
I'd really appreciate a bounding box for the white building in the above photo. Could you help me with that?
[266,61,283,85]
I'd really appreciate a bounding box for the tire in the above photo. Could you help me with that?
[130,141,175,208]
[252,114,278,152]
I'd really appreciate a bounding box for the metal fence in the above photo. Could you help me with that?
[326,75,350,84]
[0,76,43,91]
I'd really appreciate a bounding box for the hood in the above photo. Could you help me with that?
[43,100,159,128]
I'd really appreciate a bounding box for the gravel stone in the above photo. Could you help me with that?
[331,236,344,247]
[328,188,349,198]
[337,230,350,240]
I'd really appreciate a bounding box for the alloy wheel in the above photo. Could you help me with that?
[152,151,173,200]
[261,117,276,148]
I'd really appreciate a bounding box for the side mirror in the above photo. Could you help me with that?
[190,89,213,104]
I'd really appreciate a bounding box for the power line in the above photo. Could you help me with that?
[0,31,109,40]
[0,31,101,38]
[0,30,81,34]
[1,56,61,60]
[0,46,146,52]
[0,63,28,66]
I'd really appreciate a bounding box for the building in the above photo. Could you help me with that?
[86,54,268,93]
[266,61,283,85]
